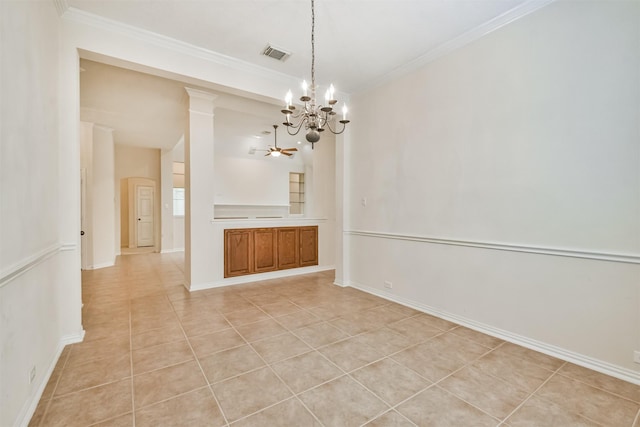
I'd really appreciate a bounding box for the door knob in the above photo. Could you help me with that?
[138,218,141,221]
[80,230,85,236]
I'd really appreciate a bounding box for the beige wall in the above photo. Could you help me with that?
[120,179,129,247]
[348,0,640,379]
[0,2,83,426]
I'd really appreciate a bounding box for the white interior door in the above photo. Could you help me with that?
[136,185,154,247]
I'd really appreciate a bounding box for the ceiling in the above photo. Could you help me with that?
[80,59,311,158]
[68,0,537,94]
[74,0,542,154]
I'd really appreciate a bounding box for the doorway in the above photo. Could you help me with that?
[136,185,154,247]
[120,177,157,251]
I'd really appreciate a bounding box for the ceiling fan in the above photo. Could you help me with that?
[265,124,297,157]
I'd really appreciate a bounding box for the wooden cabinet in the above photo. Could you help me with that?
[224,229,252,277]
[277,228,300,270]
[224,226,318,278]
[299,226,318,266]
[253,228,277,273]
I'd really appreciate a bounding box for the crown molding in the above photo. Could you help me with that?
[355,0,556,94]
[60,1,555,97]
[61,7,295,87]
[52,0,68,17]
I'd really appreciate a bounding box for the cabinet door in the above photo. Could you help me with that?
[277,227,299,269]
[253,228,278,273]
[224,229,253,277]
[299,226,318,267]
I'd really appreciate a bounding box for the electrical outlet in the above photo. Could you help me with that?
[361,197,367,207]
[29,366,36,384]
[634,351,640,364]
[384,281,393,289]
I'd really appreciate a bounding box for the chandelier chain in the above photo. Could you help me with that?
[280,0,349,146]
[310,0,315,99]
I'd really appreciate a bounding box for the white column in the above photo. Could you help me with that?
[334,128,350,286]
[184,88,218,289]
[160,148,174,253]
[91,125,115,268]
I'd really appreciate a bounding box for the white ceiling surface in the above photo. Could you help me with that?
[76,0,538,155]
[68,0,534,94]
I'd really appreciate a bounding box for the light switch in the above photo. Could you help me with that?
[361,197,367,207]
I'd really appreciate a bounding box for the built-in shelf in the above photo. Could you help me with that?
[214,203,291,220]
[289,173,304,215]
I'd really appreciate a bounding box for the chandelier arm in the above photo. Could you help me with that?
[323,118,347,135]
[279,0,349,144]
[284,120,305,136]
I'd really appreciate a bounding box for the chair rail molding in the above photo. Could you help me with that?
[345,230,640,265]
[0,243,70,289]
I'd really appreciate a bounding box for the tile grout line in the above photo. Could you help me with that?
[66,272,451,425]
[515,383,610,427]
[53,270,136,424]
[280,311,473,425]
[129,301,136,427]
[382,342,506,423]
[278,318,398,425]
[357,409,418,427]
[263,303,453,423]
[224,288,400,425]
[71,258,640,427]
[167,293,232,427]
[428,341,506,388]
[552,369,640,406]
[217,299,328,427]
[495,361,577,426]
[35,344,72,427]
[120,385,212,418]
[632,407,640,427]
[407,338,572,424]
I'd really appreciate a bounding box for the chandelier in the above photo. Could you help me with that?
[281,0,350,149]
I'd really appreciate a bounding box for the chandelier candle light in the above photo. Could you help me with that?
[281,0,350,149]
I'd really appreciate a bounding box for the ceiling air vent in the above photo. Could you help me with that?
[262,45,290,62]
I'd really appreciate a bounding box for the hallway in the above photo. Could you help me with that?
[29,253,640,426]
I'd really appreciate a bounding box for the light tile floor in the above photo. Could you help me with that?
[30,252,640,426]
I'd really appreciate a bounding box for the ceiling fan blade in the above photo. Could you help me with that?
[281,151,293,156]
[282,147,298,152]
[264,152,271,156]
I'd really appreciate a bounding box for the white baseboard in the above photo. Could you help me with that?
[333,279,348,287]
[86,261,115,270]
[347,279,640,386]
[60,329,85,346]
[189,265,335,292]
[160,248,184,254]
[17,330,85,427]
